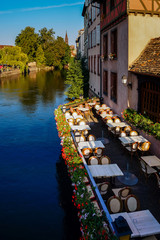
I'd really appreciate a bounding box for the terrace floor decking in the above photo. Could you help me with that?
[84,110,160,240]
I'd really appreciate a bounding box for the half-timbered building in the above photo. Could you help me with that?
[92,0,160,121]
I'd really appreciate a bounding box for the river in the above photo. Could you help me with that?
[0,70,80,240]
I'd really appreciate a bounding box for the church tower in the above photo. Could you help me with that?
[65,31,69,45]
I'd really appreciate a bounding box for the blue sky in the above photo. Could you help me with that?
[0,0,84,46]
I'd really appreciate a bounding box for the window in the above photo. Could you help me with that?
[91,56,93,73]
[111,29,117,58]
[96,25,100,45]
[97,55,100,76]
[97,3,100,15]
[103,34,108,59]
[110,72,117,103]
[94,55,96,74]
[103,1,106,15]
[110,0,115,11]
[103,70,108,96]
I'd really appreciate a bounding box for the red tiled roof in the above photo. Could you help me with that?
[129,37,160,77]
[0,45,13,49]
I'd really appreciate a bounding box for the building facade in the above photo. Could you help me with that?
[76,29,85,57]
[87,1,101,97]
[92,0,160,121]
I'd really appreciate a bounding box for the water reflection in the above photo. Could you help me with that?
[0,70,67,113]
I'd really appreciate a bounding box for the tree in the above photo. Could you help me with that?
[38,27,55,50]
[65,60,83,99]
[0,46,28,72]
[62,44,71,67]
[36,45,46,66]
[15,26,39,62]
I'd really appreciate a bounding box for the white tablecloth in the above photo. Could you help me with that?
[107,122,129,128]
[78,141,105,149]
[111,210,160,238]
[88,164,124,177]
[119,136,147,145]
[71,125,91,131]
[141,155,160,167]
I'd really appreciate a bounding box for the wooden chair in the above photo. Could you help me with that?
[111,126,121,136]
[124,194,140,212]
[139,159,157,179]
[97,182,110,195]
[106,119,113,124]
[114,118,121,123]
[100,156,111,165]
[138,141,151,155]
[125,142,139,160]
[82,148,92,159]
[79,120,86,126]
[72,111,78,118]
[154,172,160,189]
[88,156,99,165]
[107,196,123,214]
[82,129,89,137]
[94,147,103,158]
[74,130,81,143]
[79,134,86,142]
[120,131,126,137]
[124,126,132,135]
[75,117,82,124]
[95,104,100,110]
[130,130,138,136]
[102,104,107,108]
[112,187,131,201]
[87,134,96,141]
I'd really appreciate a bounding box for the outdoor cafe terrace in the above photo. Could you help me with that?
[62,100,160,240]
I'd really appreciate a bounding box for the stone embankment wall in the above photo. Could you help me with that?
[0,69,21,78]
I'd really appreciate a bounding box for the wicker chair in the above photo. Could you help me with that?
[100,156,111,165]
[114,118,121,123]
[82,148,92,159]
[138,141,151,156]
[139,159,157,179]
[124,194,140,212]
[97,182,110,195]
[125,142,139,160]
[130,130,138,136]
[94,147,104,158]
[87,134,96,141]
[124,126,132,135]
[79,120,86,126]
[88,156,99,165]
[107,196,123,214]
[112,187,131,201]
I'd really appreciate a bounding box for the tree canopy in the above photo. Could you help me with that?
[15,26,71,69]
[15,27,39,62]
[65,60,84,99]
[0,46,28,72]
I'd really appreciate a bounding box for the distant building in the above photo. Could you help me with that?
[70,45,76,57]
[65,32,69,45]
[76,29,85,57]
[82,0,89,59]
[87,1,100,97]
[0,45,13,49]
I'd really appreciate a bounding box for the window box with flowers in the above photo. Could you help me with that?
[108,53,116,60]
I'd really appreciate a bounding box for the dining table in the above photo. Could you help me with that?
[119,135,148,146]
[141,155,160,167]
[71,125,91,131]
[111,210,160,238]
[107,122,129,128]
[78,140,105,150]
[88,164,124,178]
